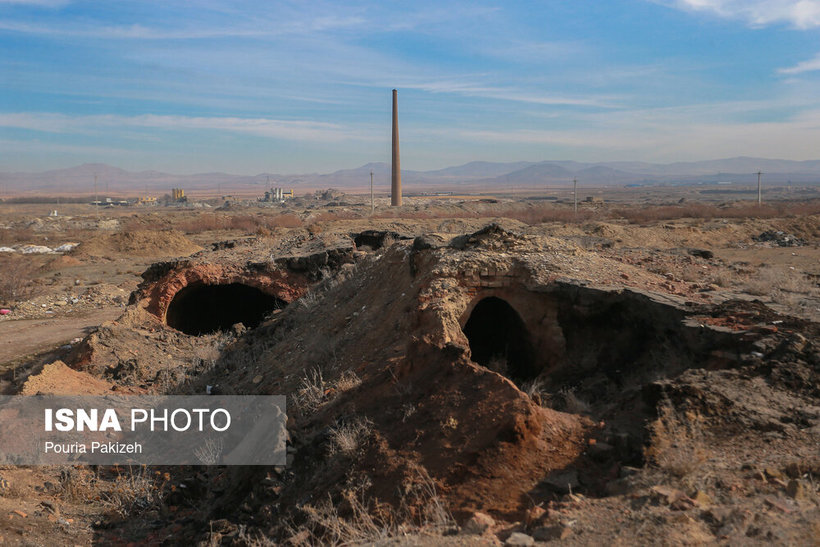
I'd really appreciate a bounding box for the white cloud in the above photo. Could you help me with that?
[451,104,820,162]
[398,80,617,108]
[0,112,375,142]
[778,52,820,74]
[659,0,820,28]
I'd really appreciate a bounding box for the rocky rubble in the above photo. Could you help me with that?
[0,283,128,320]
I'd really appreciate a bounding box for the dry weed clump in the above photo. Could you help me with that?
[0,254,40,304]
[57,466,98,502]
[645,402,708,479]
[334,370,362,392]
[290,468,454,545]
[54,465,168,518]
[296,490,395,545]
[228,215,263,232]
[267,213,303,228]
[176,214,227,233]
[293,368,362,415]
[101,466,169,517]
[327,417,373,456]
[293,367,326,414]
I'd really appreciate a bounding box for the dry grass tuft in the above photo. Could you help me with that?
[101,466,169,517]
[327,417,373,456]
[293,369,362,416]
[334,370,362,392]
[293,367,326,414]
[290,467,454,545]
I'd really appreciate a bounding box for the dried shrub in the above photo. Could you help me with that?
[0,255,40,304]
[334,370,361,392]
[101,467,169,517]
[176,214,227,233]
[290,467,454,545]
[229,215,263,232]
[293,367,325,414]
[267,214,302,228]
[57,466,97,502]
[327,417,373,456]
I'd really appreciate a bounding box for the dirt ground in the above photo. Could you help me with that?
[0,192,818,545]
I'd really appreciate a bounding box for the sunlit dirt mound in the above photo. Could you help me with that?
[74,229,202,257]
[20,360,139,395]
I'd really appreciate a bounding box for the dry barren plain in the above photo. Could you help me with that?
[0,188,819,545]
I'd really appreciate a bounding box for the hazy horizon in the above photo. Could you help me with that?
[2,1,820,175]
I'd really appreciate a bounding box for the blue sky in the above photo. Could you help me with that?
[1,0,820,174]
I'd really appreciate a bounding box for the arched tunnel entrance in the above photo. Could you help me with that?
[462,297,539,383]
[166,283,286,336]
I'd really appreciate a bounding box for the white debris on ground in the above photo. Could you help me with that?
[53,243,79,252]
[0,242,80,254]
[20,245,56,254]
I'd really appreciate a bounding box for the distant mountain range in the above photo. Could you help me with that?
[2,157,820,195]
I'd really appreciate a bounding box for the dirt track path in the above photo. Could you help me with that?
[0,307,123,365]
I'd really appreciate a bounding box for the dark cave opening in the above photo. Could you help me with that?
[166,283,285,336]
[462,296,539,382]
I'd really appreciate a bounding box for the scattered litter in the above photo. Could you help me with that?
[752,231,805,247]
[20,245,54,254]
[0,246,15,253]
[0,309,10,315]
[53,243,79,253]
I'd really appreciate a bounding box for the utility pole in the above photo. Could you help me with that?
[94,173,98,206]
[573,178,578,215]
[370,170,374,215]
[756,171,763,205]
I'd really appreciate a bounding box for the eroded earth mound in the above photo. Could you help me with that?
[12,222,820,544]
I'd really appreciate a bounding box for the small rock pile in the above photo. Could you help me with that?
[752,231,806,247]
